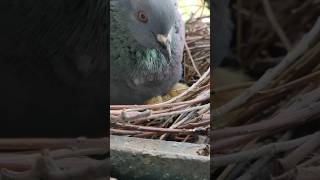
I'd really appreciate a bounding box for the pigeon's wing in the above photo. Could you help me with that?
[171,0,185,63]
[213,0,233,66]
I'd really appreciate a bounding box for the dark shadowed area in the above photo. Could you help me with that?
[0,0,107,137]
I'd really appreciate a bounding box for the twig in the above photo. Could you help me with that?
[184,40,202,77]
[213,17,320,120]
[212,132,315,167]
[112,123,207,135]
[261,0,292,50]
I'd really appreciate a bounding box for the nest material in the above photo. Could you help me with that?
[213,0,320,179]
[233,0,320,76]
[0,138,108,179]
[110,16,210,143]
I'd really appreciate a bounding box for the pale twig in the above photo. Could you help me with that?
[185,40,202,77]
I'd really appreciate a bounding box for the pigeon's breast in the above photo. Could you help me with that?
[128,49,181,89]
[110,55,182,105]
[127,61,182,104]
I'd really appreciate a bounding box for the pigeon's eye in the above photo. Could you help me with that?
[137,11,148,23]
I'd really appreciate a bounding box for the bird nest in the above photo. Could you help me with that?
[213,0,320,179]
[110,16,210,144]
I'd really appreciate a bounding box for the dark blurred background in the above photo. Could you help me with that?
[0,0,107,137]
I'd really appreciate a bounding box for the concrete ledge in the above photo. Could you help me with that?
[111,135,210,180]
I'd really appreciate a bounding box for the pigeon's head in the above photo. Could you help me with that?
[119,0,176,63]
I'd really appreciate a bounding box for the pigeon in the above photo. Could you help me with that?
[110,0,185,105]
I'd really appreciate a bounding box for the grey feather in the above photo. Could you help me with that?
[110,0,185,105]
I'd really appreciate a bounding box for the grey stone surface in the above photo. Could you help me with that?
[110,135,210,180]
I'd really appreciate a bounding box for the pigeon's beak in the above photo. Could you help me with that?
[156,34,172,64]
